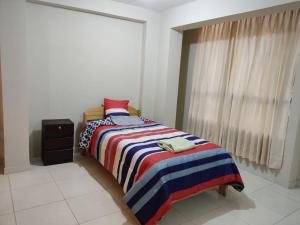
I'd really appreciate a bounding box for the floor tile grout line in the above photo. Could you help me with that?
[248,182,300,209]
[74,208,122,225]
[78,163,298,225]
[10,180,55,191]
[7,174,18,225]
[238,168,300,225]
[173,199,224,224]
[275,194,300,205]
[9,168,55,191]
[13,199,66,213]
[272,206,300,225]
[55,174,105,199]
[218,187,287,225]
[52,172,124,224]
[48,166,80,225]
[51,166,107,200]
[237,207,275,225]
[6,166,100,214]
[64,198,80,225]
[217,202,253,225]
[52,173,102,184]
[4,162,300,225]
[7,168,70,214]
[0,211,16,217]
[246,182,273,195]
[63,187,105,201]
[264,186,300,204]
[88,175,122,195]
[243,172,300,204]
[48,162,125,225]
[240,173,274,188]
[228,185,300,225]
[239,169,275,184]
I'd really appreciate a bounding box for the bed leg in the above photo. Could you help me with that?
[218,185,228,196]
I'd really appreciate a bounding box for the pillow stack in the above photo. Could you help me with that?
[104,98,129,117]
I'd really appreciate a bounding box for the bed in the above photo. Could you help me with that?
[79,106,244,225]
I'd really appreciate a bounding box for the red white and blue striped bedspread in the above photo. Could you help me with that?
[83,122,244,225]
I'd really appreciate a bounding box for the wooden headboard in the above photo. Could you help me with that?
[83,106,141,125]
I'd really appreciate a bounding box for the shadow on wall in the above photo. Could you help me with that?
[29,130,42,161]
[75,121,83,154]
[176,29,199,131]
[29,121,84,162]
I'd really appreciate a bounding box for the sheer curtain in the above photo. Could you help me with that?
[186,9,300,169]
[187,22,234,144]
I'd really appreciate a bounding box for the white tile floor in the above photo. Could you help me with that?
[0,159,300,225]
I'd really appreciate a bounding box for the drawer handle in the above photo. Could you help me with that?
[58,126,62,130]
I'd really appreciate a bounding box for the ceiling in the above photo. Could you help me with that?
[113,0,197,11]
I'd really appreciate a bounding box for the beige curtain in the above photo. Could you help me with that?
[187,9,300,169]
[187,22,234,143]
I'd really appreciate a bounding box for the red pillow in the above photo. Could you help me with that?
[103,98,129,111]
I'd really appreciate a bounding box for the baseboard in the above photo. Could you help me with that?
[4,163,31,174]
[0,163,3,174]
[30,157,42,163]
[5,152,85,174]
[234,160,276,183]
[73,152,85,161]
[296,179,300,187]
[287,179,298,188]
[30,151,84,165]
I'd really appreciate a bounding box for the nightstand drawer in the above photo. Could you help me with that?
[42,149,73,165]
[43,137,73,151]
[44,124,74,138]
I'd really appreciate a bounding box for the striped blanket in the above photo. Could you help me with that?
[82,121,244,225]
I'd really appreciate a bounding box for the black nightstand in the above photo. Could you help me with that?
[42,119,74,165]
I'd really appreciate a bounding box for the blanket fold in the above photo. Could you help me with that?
[157,137,195,153]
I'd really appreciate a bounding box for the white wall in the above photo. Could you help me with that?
[156,0,300,187]
[0,0,160,173]
[298,125,300,184]
[30,0,161,118]
[27,3,144,158]
[298,141,300,184]
[0,55,4,170]
[0,0,31,173]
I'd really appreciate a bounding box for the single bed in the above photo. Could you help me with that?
[79,106,244,225]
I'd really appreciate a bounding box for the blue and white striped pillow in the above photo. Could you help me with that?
[105,108,130,117]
